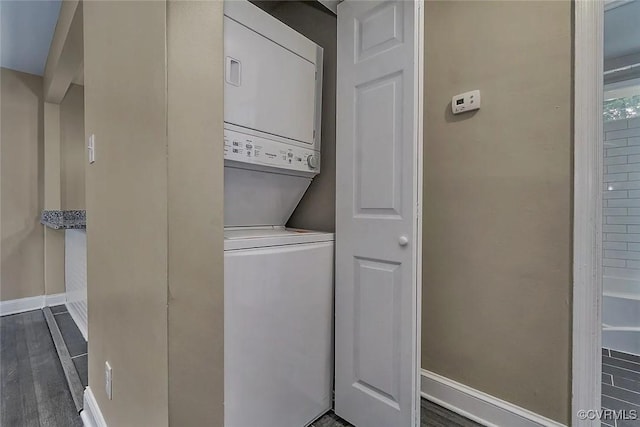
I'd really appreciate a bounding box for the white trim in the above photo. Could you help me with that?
[81,387,107,427]
[67,300,88,341]
[317,0,338,15]
[0,293,67,316]
[0,295,46,316]
[45,293,66,307]
[421,370,567,427]
[413,1,424,426]
[573,1,604,426]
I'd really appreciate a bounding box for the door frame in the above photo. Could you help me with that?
[572,1,604,425]
[414,0,425,423]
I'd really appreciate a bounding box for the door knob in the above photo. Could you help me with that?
[398,236,409,246]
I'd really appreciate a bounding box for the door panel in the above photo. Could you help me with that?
[356,1,404,62]
[355,71,403,216]
[353,257,401,407]
[335,1,421,426]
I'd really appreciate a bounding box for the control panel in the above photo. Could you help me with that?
[224,128,320,174]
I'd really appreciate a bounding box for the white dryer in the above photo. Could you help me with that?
[223,2,333,427]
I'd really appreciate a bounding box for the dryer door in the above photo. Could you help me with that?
[224,16,317,145]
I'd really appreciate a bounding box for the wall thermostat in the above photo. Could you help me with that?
[452,90,481,114]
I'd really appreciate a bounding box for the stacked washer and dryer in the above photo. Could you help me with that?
[223,2,334,427]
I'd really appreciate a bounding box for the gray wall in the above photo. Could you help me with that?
[0,68,44,301]
[166,1,225,425]
[84,2,169,424]
[83,2,225,424]
[253,1,337,233]
[60,84,85,210]
[422,1,573,424]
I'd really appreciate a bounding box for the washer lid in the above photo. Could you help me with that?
[224,226,334,250]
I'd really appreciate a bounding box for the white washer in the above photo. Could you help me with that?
[224,227,334,427]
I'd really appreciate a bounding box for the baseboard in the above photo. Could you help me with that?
[0,295,45,316]
[46,293,66,307]
[81,387,107,427]
[0,293,67,316]
[421,370,567,427]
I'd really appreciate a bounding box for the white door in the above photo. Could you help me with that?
[335,1,422,426]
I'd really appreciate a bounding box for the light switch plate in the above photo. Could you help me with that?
[105,361,112,400]
[88,134,95,164]
[452,90,481,114]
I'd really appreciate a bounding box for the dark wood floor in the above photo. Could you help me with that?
[1,310,82,427]
[312,399,481,427]
[2,309,478,427]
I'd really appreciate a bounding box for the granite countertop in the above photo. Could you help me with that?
[41,210,86,230]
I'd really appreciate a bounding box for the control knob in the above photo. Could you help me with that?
[307,155,319,170]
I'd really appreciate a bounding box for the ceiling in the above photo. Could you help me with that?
[605,0,640,61]
[0,0,61,76]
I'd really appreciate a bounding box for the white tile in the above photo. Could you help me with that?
[604,267,638,278]
[604,120,628,132]
[605,173,628,182]
[604,138,628,148]
[604,241,627,250]
[608,163,640,173]
[607,198,640,207]
[629,117,640,130]
[604,250,640,260]
[630,190,640,198]
[629,155,640,164]
[604,258,627,267]
[629,243,640,251]
[604,190,628,199]
[605,181,640,190]
[628,225,640,233]
[628,137,640,146]
[604,208,628,216]
[607,146,640,157]
[630,208,640,216]
[607,216,640,225]
[606,233,640,242]
[605,156,628,166]
[607,127,640,140]
[604,225,627,233]
[630,172,640,181]
[624,260,640,269]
